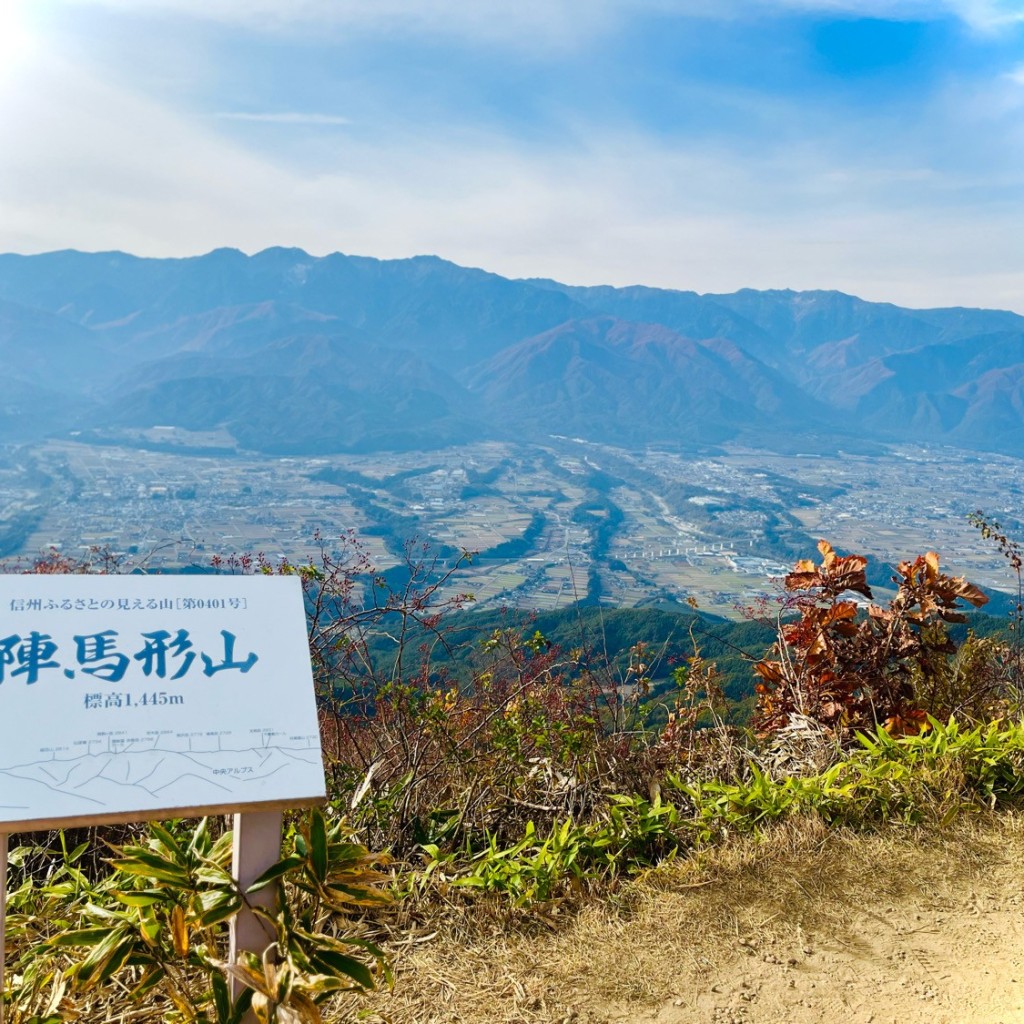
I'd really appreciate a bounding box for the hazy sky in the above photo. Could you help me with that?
[2,0,1023,310]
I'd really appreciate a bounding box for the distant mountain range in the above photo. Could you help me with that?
[0,246,1022,455]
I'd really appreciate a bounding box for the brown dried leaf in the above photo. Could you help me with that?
[785,570,822,591]
[754,661,784,684]
[170,905,188,958]
[952,579,989,608]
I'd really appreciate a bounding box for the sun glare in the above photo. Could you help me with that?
[0,0,37,81]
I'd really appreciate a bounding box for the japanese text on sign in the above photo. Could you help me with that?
[0,628,258,684]
[9,596,249,612]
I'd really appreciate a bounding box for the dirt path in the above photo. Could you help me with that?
[644,883,1024,1024]
[366,816,1024,1024]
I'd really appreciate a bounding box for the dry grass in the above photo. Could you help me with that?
[357,812,1024,1024]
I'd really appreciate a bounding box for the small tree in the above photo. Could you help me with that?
[968,510,1023,688]
[753,541,989,735]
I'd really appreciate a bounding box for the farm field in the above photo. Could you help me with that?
[1,436,1021,614]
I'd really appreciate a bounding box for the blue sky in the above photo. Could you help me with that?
[1,0,1023,310]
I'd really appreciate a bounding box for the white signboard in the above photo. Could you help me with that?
[0,574,326,830]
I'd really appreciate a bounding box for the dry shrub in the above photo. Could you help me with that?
[273,538,748,854]
[754,541,1002,737]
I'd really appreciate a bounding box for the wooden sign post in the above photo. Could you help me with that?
[0,574,326,1023]
[229,810,285,997]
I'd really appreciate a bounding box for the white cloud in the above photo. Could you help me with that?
[51,0,1024,35]
[1,45,1021,313]
[215,112,351,125]
[1,3,1021,313]
[0,0,38,80]
[941,0,1024,31]
[50,0,627,50]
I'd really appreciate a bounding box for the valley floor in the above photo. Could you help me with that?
[362,815,1024,1024]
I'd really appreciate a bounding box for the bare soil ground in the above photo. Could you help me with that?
[362,814,1024,1024]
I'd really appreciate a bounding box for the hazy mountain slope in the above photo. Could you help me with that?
[466,317,838,445]
[0,247,1022,455]
[524,283,1024,441]
[100,333,483,453]
[112,300,347,362]
[524,280,774,353]
[706,288,1024,357]
[0,298,107,439]
[0,298,113,390]
[948,365,1024,452]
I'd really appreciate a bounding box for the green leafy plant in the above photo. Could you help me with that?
[223,809,392,1023]
[417,794,690,906]
[7,812,389,1024]
[674,717,1024,837]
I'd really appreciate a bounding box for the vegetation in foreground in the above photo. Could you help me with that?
[3,525,1024,1023]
